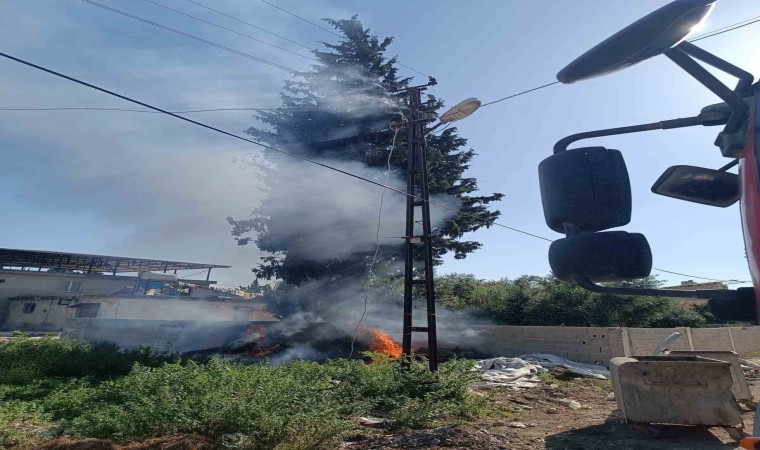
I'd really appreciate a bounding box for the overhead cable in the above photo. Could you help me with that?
[650,267,749,284]
[481,81,560,107]
[480,13,760,107]
[182,0,313,50]
[78,0,344,86]
[0,52,744,285]
[139,0,317,61]
[690,15,760,42]
[0,50,548,246]
[257,0,432,78]
[259,0,341,37]
[0,106,322,113]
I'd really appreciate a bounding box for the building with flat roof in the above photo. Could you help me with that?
[0,247,275,331]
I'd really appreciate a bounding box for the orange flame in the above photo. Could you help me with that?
[251,343,281,357]
[366,328,403,360]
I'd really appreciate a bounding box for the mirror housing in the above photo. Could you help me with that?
[652,165,739,207]
[539,147,631,234]
[549,231,653,282]
[557,0,716,83]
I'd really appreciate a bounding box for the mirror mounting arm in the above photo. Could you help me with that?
[574,277,739,300]
[665,46,749,134]
[678,41,754,94]
[552,111,726,154]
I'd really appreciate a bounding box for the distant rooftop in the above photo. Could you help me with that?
[0,247,230,275]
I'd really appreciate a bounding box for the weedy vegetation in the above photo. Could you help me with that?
[0,337,485,449]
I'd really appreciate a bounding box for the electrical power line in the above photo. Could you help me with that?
[258,0,432,78]
[650,267,748,284]
[0,51,745,288]
[479,13,760,107]
[138,0,317,61]
[259,0,341,37]
[0,51,546,252]
[79,0,348,86]
[690,15,760,42]
[183,0,313,50]
[349,122,401,359]
[0,106,322,113]
[481,81,561,107]
[0,51,406,190]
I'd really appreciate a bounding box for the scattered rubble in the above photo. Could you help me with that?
[557,398,582,410]
[357,416,388,426]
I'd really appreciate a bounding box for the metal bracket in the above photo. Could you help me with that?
[575,277,739,300]
[666,43,752,157]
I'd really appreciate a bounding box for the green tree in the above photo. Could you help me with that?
[228,17,502,298]
[437,273,706,328]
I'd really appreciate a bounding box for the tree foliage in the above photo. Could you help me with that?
[228,17,502,287]
[437,274,707,328]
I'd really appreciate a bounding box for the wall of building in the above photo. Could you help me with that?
[3,296,276,331]
[62,318,259,353]
[0,270,137,299]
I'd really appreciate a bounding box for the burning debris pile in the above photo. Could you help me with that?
[366,328,403,360]
[185,321,412,363]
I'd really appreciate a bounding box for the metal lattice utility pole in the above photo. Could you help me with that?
[402,81,438,371]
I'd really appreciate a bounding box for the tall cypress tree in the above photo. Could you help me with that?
[228,16,502,295]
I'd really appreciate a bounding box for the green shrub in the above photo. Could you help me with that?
[39,357,481,447]
[0,400,54,448]
[0,337,170,385]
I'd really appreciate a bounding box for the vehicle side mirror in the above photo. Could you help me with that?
[652,165,739,207]
[539,147,631,234]
[557,0,716,83]
[549,231,652,282]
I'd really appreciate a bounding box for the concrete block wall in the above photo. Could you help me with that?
[625,327,692,355]
[468,325,760,365]
[724,327,760,354]
[469,325,620,365]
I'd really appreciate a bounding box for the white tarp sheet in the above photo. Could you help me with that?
[519,353,609,379]
[472,354,610,390]
[471,357,544,390]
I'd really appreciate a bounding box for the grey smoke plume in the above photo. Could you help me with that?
[249,154,459,262]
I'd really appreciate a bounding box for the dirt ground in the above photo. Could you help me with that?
[345,373,757,450]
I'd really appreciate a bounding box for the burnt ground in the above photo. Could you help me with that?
[344,372,756,450]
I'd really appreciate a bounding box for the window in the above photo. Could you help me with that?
[22,303,36,314]
[60,280,83,293]
[75,303,100,318]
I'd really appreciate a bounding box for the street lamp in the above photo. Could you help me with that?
[426,97,482,134]
[439,98,482,123]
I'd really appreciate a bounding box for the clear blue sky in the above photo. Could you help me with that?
[0,0,758,288]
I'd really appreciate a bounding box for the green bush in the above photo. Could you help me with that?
[37,357,481,447]
[0,338,483,448]
[0,400,54,448]
[0,337,170,385]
